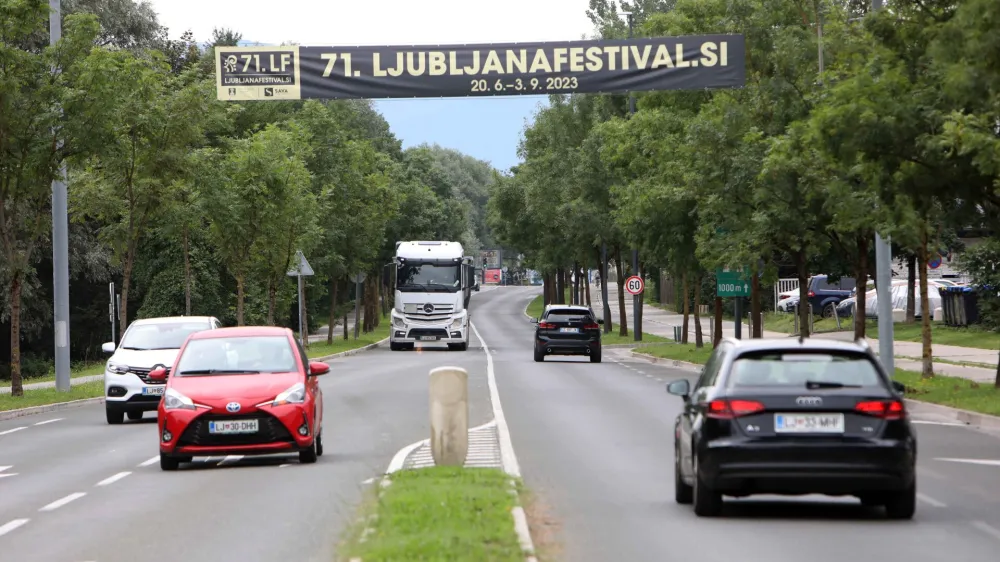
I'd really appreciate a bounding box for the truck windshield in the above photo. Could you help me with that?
[398,263,461,292]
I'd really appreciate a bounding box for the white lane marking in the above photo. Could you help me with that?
[911,420,966,426]
[0,465,17,479]
[471,321,522,478]
[362,477,375,484]
[33,418,63,426]
[387,439,429,474]
[39,492,86,512]
[972,520,1000,542]
[96,472,131,487]
[0,427,26,436]
[279,463,292,468]
[916,493,947,507]
[138,456,159,467]
[0,519,29,537]
[217,455,242,466]
[934,458,1000,467]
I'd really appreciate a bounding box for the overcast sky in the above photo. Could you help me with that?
[146,0,598,170]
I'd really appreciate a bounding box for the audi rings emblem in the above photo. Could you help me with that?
[226,402,241,413]
[422,303,435,314]
[795,396,823,406]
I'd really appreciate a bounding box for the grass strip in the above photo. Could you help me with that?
[305,315,390,359]
[638,342,1000,417]
[342,466,524,562]
[0,380,105,412]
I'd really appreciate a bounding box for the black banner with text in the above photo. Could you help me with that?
[215,35,745,101]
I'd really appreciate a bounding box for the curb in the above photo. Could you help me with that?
[0,397,106,422]
[631,350,703,373]
[311,338,389,362]
[903,398,1000,431]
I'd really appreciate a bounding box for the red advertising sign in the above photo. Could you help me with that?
[484,269,502,283]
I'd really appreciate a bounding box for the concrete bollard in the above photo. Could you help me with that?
[429,366,468,467]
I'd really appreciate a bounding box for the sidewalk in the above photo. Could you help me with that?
[595,284,998,383]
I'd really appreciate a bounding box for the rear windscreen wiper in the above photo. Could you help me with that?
[805,380,862,389]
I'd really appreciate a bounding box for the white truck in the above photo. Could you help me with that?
[385,241,475,351]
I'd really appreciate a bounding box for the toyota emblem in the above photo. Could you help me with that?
[422,303,435,314]
[795,396,822,406]
[226,402,241,413]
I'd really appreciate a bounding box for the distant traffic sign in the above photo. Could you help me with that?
[716,267,750,297]
[286,250,314,277]
[625,275,644,296]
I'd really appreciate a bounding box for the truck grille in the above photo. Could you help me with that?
[403,303,454,323]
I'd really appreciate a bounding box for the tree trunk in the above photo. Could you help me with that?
[236,274,246,326]
[119,254,136,339]
[183,224,192,315]
[572,262,579,305]
[615,248,628,336]
[597,245,611,333]
[681,271,690,344]
[638,261,645,338]
[585,263,592,306]
[796,249,811,338]
[713,296,723,348]
[267,279,277,325]
[343,310,349,340]
[327,277,339,345]
[854,235,869,339]
[906,253,916,323]
[8,273,24,397]
[918,225,933,378]
[694,272,704,348]
[751,268,762,338]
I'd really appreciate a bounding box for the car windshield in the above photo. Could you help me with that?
[545,309,593,322]
[398,262,461,292]
[727,352,883,388]
[174,336,297,375]
[119,322,212,350]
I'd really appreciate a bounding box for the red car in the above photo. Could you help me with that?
[151,326,328,471]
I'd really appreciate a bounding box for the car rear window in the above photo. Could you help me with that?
[546,309,593,321]
[726,352,883,388]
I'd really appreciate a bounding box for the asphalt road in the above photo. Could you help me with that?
[0,300,496,562]
[474,287,1000,562]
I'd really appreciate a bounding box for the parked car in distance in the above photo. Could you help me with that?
[153,326,328,471]
[102,316,221,425]
[531,305,603,363]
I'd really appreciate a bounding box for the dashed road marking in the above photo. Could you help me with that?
[33,418,63,426]
[279,463,293,468]
[972,520,1000,542]
[0,519,29,537]
[0,466,15,479]
[916,493,947,508]
[138,456,159,467]
[39,492,86,512]
[0,427,26,436]
[96,472,131,487]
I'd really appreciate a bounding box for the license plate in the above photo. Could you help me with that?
[559,327,580,333]
[208,419,259,434]
[142,386,165,396]
[774,413,845,433]
[419,336,438,341]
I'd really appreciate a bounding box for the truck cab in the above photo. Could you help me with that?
[385,241,475,351]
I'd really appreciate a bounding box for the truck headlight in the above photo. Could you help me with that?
[451,317,464,330]
[393,315,405,328]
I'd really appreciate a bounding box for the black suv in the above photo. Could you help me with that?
[531,305,603,363]
[806,275,856,317]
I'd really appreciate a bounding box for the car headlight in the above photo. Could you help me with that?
[106,361,129,374]
[272,383,306,406]
[163,388,197,410]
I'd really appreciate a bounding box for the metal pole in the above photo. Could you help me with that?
[625,11,640,342]
[297,274,305,349]
[50,0,70,392]
[875,233,895,373]
[735,298,743,340]
[601,242,611,333]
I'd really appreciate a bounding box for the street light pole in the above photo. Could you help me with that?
[50,0,71,392]
[870,0,894,374]
[624,9,640,342]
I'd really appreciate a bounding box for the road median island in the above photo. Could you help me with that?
[636,343,1000,418]
[340,466,527,562]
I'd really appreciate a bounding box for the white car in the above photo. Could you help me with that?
[101,316,221,424]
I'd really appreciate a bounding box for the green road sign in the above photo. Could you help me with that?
[716,267,750,297]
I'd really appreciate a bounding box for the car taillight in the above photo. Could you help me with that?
[855,399,906,420]
[538,322,555,329]
[779,295,789,300]
[705,399,765,419]
[808,291,816,297]
[583,323,599,329]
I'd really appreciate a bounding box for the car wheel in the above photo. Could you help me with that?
[533,347,544,362]
[160,454,179,471]
[692,456,722,517]
[390,341,402,351]
[884,484,916,520]
[823,303,837,318]
[315,431,324,457]
[127,411,142,421]
[300,439,319,464]
[674,453,693,505]
[448,341,468,351]
[590,347,602,363]
[106,407,124,425]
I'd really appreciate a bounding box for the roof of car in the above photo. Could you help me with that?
[720,337,871,354]
[189,326,291,339]
[544,304,592,310]
[132,316,215,325]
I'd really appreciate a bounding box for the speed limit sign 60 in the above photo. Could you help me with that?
[625,275,644,295]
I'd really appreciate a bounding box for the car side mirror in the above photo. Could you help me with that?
[666,379,690,399]
[530,318,538,324]
[309,362,330,376]
[148,367,168,382]
[891,380,906,395]
[102,342,116,353]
